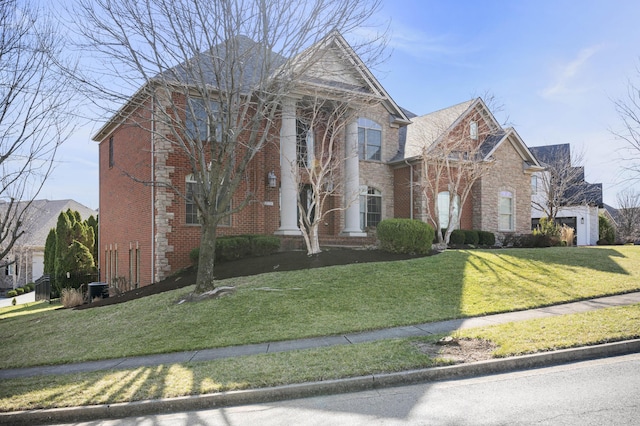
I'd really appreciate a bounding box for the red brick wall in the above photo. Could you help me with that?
[98,100,154,287]
[393,166,413,218]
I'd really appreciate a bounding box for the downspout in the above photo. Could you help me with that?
[404,159,414,220]
[151,94,156,283]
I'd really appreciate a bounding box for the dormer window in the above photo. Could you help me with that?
[470,120,478,140]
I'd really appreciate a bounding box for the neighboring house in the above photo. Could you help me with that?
[0,199,97,294]
[529,144,603,245]
[390,98,544,240]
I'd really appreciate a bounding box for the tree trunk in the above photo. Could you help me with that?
[307,222,321,255]
[194,220,217,294]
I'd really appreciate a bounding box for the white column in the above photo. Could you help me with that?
[275,97,302,235]
[342,119,367,236]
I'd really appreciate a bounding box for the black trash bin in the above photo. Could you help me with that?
[88,282,109,302]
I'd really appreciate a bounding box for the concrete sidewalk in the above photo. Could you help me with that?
[2,291,640,380]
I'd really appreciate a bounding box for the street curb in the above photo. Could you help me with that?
[2,339,639,425]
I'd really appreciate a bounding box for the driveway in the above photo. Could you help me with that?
[0,291,35,308]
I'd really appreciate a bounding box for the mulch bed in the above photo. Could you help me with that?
[76,248,430,310]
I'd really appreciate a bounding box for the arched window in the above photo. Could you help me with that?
[357,118,382,161]
[360,187,382,229]
[438,191,460,229]
[499,190,514,231]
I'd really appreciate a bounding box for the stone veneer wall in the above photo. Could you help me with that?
[152,90,176,283]
[474,137,532,237]
[358,105,401,226]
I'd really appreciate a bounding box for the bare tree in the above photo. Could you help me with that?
[613,74,640,180]
[418,127,494,245]
[530,144,600,220]
[616,189,640,243]
[293,97,375,255]
[0,0,76,271]
[72,0,385,293]
[411,99,497,245]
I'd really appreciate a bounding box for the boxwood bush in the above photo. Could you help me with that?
[377,219,434,254]
[477,230,496,247]
[6,290,17,298]
[463,230,480,245]
[190,234,281,265]
[449,229,466,245]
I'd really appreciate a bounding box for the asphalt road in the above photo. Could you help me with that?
[60,353,640,425]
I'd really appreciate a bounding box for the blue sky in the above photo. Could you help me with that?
[41,0,640,209]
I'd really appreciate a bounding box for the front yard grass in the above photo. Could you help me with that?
[1,302,639,412]
[1,246,639,370]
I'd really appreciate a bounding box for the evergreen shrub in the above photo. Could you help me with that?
[377,219,434,254]
[449,229,466,245]
[463,230,480,245]
[477,230,496,246]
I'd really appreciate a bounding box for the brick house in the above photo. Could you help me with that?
[94,34,542,288]
[390,98,543,239]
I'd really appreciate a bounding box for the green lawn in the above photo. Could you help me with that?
[1,303,638,412]
[1,246,639,370]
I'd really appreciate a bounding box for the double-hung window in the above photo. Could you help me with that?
[358,118,382,161]
[360,187,382,229]
[499,191,514,231]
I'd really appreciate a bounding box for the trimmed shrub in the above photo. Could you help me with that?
[477,230,496,247]
[190,235,283,265]
[15,287,24,295]
[7,290,17,298]
[216,237,251,262]
[449,229,466,245]
[463,230,480,245]
[377,219,434,254]
[25,283,34,292]
[250,235,281,256]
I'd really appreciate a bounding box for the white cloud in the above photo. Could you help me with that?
[540,44,605,100]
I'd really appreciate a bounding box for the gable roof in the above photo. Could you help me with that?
[529,144,571,167]
[479,127,543,170]
[390,99,542,171]
[402,99,476,158]
[159,35,288,92]
[0,200,97,249]
[289,32,410,125]
[93,32,409,142]
[529,143,603,207]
